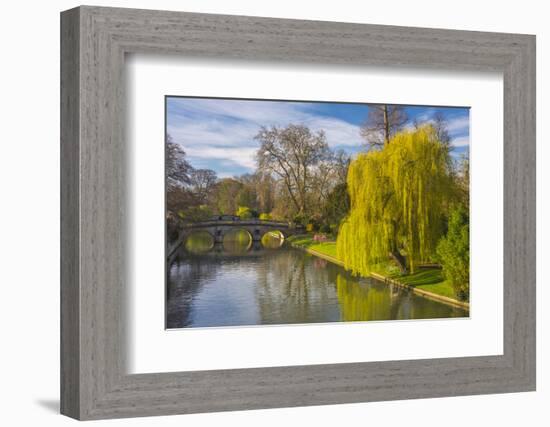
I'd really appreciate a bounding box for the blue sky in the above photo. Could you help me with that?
[166,97,470,178]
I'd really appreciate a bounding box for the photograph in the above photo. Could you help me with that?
[165,97,471,329]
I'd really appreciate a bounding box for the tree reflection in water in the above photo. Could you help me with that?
[335,273,465,321]
[254,250,340,325]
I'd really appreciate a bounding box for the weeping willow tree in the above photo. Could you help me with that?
[337,125,455,275]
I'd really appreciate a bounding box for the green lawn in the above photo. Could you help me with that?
[286,234,338,259]
[287,234,459,301]
[371,263,456,299]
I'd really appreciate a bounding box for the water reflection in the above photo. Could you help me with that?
[185,231,214,254]
[335,274,462,321]
[222,229,253,253]
[167,230,468,328]
[261,231,285,249]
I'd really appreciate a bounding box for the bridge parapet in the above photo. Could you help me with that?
[180,219,301,229]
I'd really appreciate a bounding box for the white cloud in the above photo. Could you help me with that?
[446,115,470,134]
[168,119,258,148]
[304,117,362,147]
[167,98,363,173]
[404,112,470,148]
[451,136,470,147]
[184,146,258,170]
[169,97,312,125]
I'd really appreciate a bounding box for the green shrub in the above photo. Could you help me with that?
[293,213,308,226]
[236,206,253,219]
[259,213,272,221]
[436,205,470,300]
[319,223,331,233]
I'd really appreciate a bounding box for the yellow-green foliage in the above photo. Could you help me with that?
[337,126,454,275]
[236,206,253,219]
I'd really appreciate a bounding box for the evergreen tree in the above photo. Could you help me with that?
[436,205,470,300]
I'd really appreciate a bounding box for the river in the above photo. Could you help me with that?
[166,231,468,329]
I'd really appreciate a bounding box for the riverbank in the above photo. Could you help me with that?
[287,234,469,310]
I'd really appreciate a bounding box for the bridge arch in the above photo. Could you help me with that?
[260,230,285,249]
[222,228,253,253]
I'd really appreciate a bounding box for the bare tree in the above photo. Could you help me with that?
[166,134,192,190]
[166,186,199,219]
[254,172,276,214]
[360,104,408,148]
[432,111,451,147]
[331,149,351,183]
[189,168,217,204]
[310,150,350,211]
[255,124,331,216]
[411,111,451,147]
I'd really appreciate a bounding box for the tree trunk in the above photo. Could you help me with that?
[389,250,408,274]
[383,105,390,145]
[283,176,301,214]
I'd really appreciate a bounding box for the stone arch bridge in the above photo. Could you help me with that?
[168,219,305,259]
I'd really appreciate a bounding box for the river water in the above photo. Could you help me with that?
[166,231,468,329]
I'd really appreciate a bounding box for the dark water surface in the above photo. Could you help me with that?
[166,232,468,329]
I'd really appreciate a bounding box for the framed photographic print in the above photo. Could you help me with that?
[165,96,470,330]
[61,6,536,420]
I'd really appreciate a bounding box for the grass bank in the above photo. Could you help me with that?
[286,234,338,259]
[286,234,468,308]
[370,263,456,299]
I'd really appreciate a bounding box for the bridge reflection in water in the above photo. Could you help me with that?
[169,219,303,260]
[184,229,284,255]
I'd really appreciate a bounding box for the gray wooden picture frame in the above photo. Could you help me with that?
[60,5,536,420]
